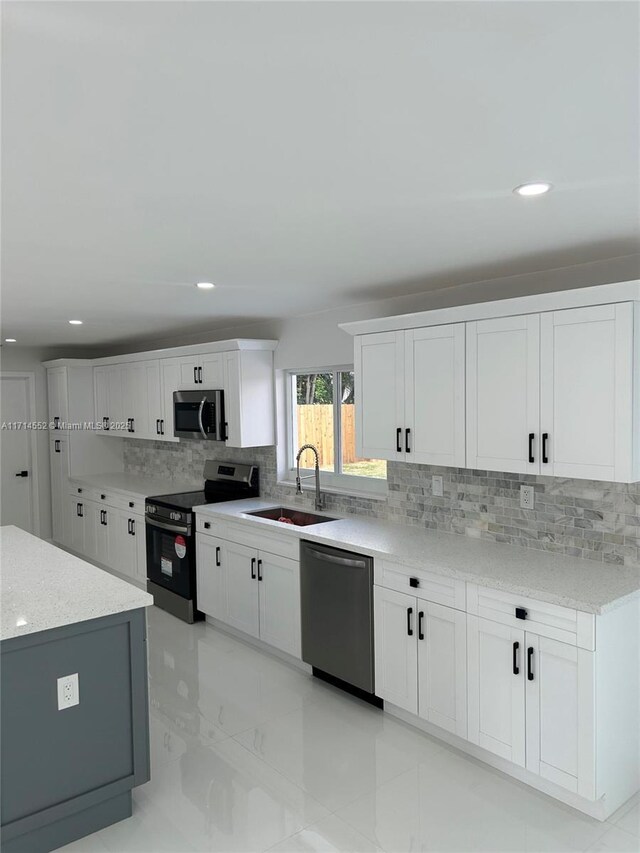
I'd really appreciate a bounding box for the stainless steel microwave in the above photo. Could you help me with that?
[173,390,226,440]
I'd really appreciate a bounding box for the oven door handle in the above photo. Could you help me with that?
[198,397,208,439]
[146,518,190,535]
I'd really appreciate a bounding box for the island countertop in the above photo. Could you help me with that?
[0,526,153,641]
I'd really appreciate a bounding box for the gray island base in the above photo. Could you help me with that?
[1,526,153,852]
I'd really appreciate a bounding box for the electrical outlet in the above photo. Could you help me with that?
[432,475,444,497]
[520,485,535,510]
[57,673,79,710]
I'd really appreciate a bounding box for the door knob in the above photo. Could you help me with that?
[15,470,29,477]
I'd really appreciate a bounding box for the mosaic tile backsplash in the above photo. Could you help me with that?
[123,440,640,568]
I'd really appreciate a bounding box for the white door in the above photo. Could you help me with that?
[47,367,68,429]
[177,357,202,389]
[159,358,180,442]
[405,324,466,466]
[540,303,634,481]
[129,515,146,580]
[201,352,225,388]
[109,507,137,579]
[223,541,260,638]
[466,315,540,474]
[122,361,149,438]
[417,600,467,737]
[50,434,69,544]
[69,494,85,553]
[94,504,110,566]
[83,500,100,563]
[373,586,418,713]
[354,332,405,461]
[0,376,35,532]
[525,634,595,797]
[196,535,227,620]
[94,366,110,433]
[467,615,526,766]
[144,361,163,439]
[223,351,241,446]
[257,551,301,657]
[106,365,125,435]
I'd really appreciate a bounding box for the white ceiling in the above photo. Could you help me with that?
[2,1,638,348]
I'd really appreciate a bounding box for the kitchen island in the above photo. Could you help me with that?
[0,526,153,852]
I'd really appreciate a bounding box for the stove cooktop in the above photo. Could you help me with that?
[146,490,217,512]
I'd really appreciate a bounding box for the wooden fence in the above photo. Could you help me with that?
[297,404,356,466]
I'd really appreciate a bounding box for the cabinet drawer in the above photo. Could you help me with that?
[467,584,595,650]
[375,560,466,611]
[107,492,144,513]
[223,520,300,561]
[196,515,229,538]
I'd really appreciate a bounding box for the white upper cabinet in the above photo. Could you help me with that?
[47,367,69,430]
[466,315,540,474]
[355,331,405,461]
[405,324,466,467]
[540,303,635,481]
[346,282,640,482]
[90,340,276,446]
[356,327,465,464]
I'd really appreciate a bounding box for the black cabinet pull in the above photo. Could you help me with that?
[418,611,424,641]
[251,557,256,579]
[224,422,229,441]
[156,419,160,434]
[161,419,165,435]
[101,494,106,500]
[542,433,549,464]
[407,607,413,636]
[513,641,520,675]
[257,559,263,581]
[76,503,81,517]
[527,646,534,681]
[528,433,535,464]
[129,501,134,508]
[193,366,198,384]
[54,416,60,430]
[198,366,203,384]
[130,417,135,433]
[54,440,60,453]
[405,428,411,453]
[215,546,221,567]
[104,511,108,526]
[396,427,402,453]
[515,607,528,620]
[409,577,419,588]
[104,415,110,431]
[78,488,83,494]
[127,519,131,534]
[15,470,28,477]
[131,519,135,535]
[204,521,210,529]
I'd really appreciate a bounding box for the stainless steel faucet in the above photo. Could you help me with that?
[295,443,325,511]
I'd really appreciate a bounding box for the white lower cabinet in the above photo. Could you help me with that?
[374,586,467,737]
[467,615,595,796]
[196,530,301,658]
[66,490,145,584]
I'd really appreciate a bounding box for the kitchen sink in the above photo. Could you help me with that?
[246,507,338,527]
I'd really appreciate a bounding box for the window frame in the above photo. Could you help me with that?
[285,366,387,497]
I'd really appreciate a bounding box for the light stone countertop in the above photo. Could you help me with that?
[69,472,202,500]
[195,499,640,615]
[1,526,153,642]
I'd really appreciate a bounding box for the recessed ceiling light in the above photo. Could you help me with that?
[5,338,16,343]
[195,282,216,290]
[69,319,83,325]
[513,181,553,197]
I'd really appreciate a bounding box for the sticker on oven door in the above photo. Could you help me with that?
[161,556,173,576]
[174,535,186,559]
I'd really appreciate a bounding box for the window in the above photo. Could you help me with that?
[288,368,387,493]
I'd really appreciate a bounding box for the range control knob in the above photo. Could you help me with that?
[146,505,156,514]
[170,511,181,522]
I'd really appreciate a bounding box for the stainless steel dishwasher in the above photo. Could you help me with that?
[300,540,378,702]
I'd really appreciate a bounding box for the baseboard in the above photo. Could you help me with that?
[204,616,311,674]
[385,703,609,821]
